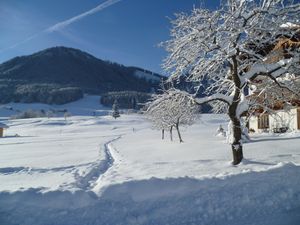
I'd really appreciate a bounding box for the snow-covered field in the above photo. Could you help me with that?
[0,96,300,225]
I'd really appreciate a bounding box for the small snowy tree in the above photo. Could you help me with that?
[112,100,120,119]
[163,0,300,164]
[145,90,200,143]
[64,112,72,121]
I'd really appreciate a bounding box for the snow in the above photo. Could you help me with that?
[242,58,295,82]
[1,95,300,224]
[133,70,161,82]
[236,92,249,118]
[0,95,109,118]
[280,22,300,28]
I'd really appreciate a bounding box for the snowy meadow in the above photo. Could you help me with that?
[0,96,300,225]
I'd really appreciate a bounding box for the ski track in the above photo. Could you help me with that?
[0,163,91,175]
[0,135,123,193]
[73,135,122,190]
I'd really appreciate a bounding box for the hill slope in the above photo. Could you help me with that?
[0,46,163,104]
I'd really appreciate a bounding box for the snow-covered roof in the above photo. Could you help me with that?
[280,22,300,29]
[0,122,9,128]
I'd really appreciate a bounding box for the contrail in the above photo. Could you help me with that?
[45,0,122,33]
[0,0,122,53]
[0,33,40,52]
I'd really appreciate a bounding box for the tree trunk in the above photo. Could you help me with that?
[161,129,165,140]
[232,144,243,165]
[228,55,243,165]
[175,123,183,143]
[229,117,243,165]
[170,126,173,141]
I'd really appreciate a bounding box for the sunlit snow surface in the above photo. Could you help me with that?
[0,96,300,225]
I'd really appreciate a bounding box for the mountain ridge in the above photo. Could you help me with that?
[0,46,163,104]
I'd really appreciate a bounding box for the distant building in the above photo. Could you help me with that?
[249,107,300,133]
[0,122,9,137]
[247,27,300,133]
[247,76,300,133]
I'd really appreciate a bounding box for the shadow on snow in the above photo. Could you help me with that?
[0,163,300,225]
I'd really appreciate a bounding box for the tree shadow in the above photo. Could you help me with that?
[249,136,300,143]
[241,158,276,166]
[1,135,36,139]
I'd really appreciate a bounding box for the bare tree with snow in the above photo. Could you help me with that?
[145,90,200,143]
[163,0,300,164]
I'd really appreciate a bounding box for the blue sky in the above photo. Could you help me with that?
[0,0,219,74]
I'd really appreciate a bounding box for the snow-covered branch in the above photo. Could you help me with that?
[193,93,233,106]
[242,57,299,83]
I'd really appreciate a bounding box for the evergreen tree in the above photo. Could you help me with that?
[112,100,120,119]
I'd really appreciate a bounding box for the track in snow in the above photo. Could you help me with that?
[0,135,123,191]
[74,136,121,190]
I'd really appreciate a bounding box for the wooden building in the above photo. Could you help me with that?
[249,107,300,133]
[247,23,300,133]
[0,122,9,137]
